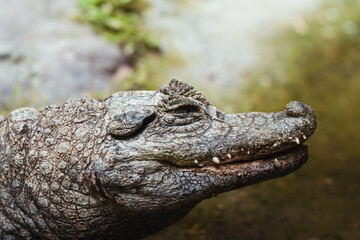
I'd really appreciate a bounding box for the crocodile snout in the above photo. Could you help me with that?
[285,101,317,140]
[285,101,313,118]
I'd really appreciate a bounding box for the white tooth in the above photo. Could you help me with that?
[302,135,307,140]
[241,148,244,151]
[212,157,220,164]
[295,137,300,145]
[274,158,281,168]
[273,143,278,147]
[227,153,232,159]
[194,160,199,164]
[247,150,250,155]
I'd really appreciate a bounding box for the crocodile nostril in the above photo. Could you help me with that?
[285,101,309,117]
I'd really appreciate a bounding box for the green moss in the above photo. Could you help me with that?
[77,0,190,97]
[77,0,160,65]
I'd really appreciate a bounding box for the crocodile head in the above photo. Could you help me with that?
[90,79,316,238]
[0,79,316,239]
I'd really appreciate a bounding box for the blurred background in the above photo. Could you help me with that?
[0,0,359,239]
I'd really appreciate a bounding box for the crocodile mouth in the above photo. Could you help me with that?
[191,145,308,175]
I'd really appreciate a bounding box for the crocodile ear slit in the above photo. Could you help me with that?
[107,110,156,138]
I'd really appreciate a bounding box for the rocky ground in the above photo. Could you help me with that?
[0,0,124,108]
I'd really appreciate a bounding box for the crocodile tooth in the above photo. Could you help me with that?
[227,153,232,159]
[273,143,278,147]
[302,135,307,140]
[212,157,220,164]
[295,137,300,145]
[274,158,281,168]
[194,160,199,164]
[247,150,250,155]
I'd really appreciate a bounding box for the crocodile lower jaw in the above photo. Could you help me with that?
[186,145,308,176]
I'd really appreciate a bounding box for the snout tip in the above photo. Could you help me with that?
[285,101,313,118]
[285,101,317,138]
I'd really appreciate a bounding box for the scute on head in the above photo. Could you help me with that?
[160,79,210,105]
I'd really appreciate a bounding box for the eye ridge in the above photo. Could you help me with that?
[161,104,203,126]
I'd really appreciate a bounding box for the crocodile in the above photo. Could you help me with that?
[0,79,316,239]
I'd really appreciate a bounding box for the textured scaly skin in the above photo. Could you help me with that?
[0,80,316,239]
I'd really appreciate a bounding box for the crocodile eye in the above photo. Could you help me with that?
[173,105,200,114]
[162,104,203,126]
